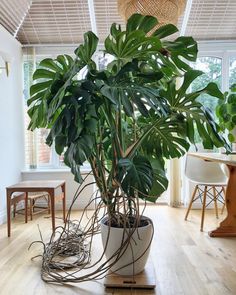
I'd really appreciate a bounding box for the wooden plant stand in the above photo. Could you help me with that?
[104,261,156,289]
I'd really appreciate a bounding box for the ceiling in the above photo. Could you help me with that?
[0,0,236,45]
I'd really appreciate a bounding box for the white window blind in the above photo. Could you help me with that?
[0,0,31,37]
[23,48,55,168]
[17,0,91,45]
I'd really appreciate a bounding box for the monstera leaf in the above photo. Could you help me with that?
[105,14,161,60]
[28,31,98,129]
[159,70,229,150]
[116,154,169,203]
[117,156,154,201]
[138,115,190,159]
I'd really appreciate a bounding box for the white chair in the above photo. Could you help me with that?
[184,147,228,231]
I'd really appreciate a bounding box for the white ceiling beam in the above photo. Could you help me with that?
[87,0,97,35]
[180,0,193,36]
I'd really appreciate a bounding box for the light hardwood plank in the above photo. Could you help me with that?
[0,206,236,295]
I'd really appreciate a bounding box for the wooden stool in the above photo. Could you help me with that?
[12,192,50,221]
[28,192,50,220]
[6,180,66,237]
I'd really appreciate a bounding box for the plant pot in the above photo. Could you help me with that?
[100,216,153,276]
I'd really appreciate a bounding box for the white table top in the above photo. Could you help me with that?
[188,152,236,167]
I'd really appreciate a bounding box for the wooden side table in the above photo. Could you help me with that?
[6,180,66,237]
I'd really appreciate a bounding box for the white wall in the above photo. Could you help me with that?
[0,25,24,223]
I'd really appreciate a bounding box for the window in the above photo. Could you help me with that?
[23,58,61,168]
[229,57,236,88]
[191,56,222,118]
[190,57,222,144]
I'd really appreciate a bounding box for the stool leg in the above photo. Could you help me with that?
[213,186,219,219]
[13,203,16,218]
[30,199,33,221]
[200,185,207,232]
[32,199,35,213]
[185,185,198,221]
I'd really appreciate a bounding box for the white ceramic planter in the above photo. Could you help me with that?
[100,216,153,276]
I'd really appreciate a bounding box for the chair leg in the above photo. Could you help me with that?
[221,186,226,214]
[200,185,208,232]
[185,185,198,221]
[213,186,219,219]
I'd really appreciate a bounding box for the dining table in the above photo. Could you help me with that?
[6,180,66,237]
[188,152,236,237]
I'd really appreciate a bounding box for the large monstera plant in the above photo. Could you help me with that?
[28,14,228,222]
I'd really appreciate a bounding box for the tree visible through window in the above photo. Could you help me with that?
[191,57,222,114]
[191,57,222,144]
[229,57,236,88]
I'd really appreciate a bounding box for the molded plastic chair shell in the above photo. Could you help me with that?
[184,145,228,231]
[185,154,228,186]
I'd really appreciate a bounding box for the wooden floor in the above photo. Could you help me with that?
[0,206,236,295]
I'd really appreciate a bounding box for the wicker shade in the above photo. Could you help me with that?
[118,0,186,28]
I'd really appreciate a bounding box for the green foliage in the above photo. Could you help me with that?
[191,57,222,115]
[27,14,229,214]
[189,57,223,144]
[216,84,236,141]
[229,58,236,88]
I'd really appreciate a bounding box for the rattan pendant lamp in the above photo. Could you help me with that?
[118,0,186,28]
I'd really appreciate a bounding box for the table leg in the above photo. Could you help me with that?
[209,165,236,237]
[25,192,28,223]
[62,182,66,223]
[7,189,12,237]
[48,189,55,233]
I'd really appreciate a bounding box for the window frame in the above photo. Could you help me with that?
[197,41,236,92]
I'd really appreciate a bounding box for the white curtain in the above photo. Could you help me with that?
[23,47,37,168]
[168,158,182,207]
[168,76,183,207]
